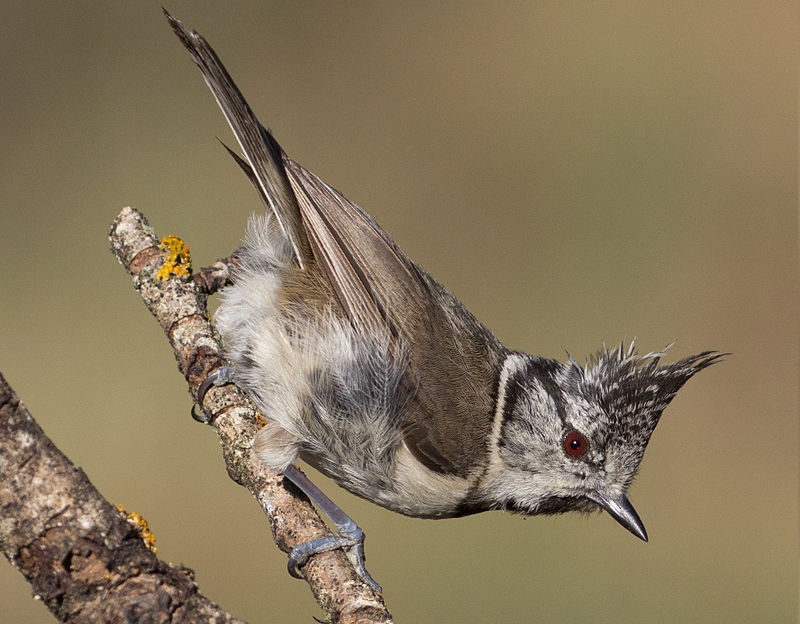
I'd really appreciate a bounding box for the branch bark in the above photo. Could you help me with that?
[107,206,392,624]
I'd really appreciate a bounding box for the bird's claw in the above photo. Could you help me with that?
[287,525,381,593]
[191,365,234,422]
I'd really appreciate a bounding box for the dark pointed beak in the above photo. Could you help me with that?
[588,492,648,542]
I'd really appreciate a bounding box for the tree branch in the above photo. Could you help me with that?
[107,206,392,624]
[0,372,246,623]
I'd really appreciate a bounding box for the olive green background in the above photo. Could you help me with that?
[1,2,796,622]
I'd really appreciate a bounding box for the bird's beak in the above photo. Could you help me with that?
[587,491,648,542]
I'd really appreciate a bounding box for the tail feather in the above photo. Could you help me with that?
[165,9,310,268]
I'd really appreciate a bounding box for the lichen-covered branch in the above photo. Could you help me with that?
[107,206,392,624]
[0,372,246,623]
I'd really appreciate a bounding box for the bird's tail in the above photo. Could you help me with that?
[165,9,311,268]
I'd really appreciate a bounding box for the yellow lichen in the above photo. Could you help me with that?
[157,234,192,280]
[118,505,158,553]
[254,412,268,429]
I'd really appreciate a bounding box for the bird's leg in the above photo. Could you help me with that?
[283,464,381,593]
[194,368,381,591]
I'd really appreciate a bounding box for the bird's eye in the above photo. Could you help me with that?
[563,430,588,457]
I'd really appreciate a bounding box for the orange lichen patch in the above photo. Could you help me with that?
[157,234,192,280]
[118,505,158,553]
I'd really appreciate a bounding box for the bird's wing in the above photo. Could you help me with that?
[282,157,506,476]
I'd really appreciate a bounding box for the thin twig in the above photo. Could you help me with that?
[108,206,392,624]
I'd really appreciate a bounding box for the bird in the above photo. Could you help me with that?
[166,10,722,592]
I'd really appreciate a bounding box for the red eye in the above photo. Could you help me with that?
[563,431,588,457]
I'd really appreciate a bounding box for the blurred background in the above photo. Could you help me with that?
[1,2,796,623]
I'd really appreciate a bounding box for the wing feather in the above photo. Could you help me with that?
[283,158,426,335]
